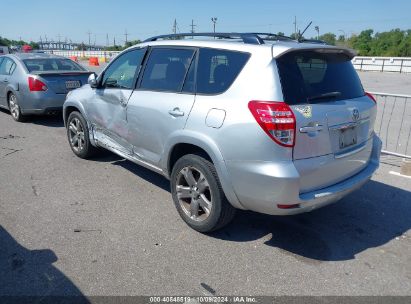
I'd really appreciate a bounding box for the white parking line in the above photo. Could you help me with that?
[389,171,411,179]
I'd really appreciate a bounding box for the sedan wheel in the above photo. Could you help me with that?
[8,93,25,122]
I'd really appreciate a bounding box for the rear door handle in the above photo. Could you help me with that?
[168,108,184,117]
[2,79,8,83]
[300,124,323,133]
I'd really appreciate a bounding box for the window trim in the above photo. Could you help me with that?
[0,57,17,76]
[135,46,198,95]
[98,47,148,90]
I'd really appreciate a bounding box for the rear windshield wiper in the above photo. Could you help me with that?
[307,91,341,102]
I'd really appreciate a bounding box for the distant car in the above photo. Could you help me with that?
[64,32,381,232]
[0,46,10,55]
[0,53,92,121]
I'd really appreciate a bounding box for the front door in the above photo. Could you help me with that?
[85,48,146,155]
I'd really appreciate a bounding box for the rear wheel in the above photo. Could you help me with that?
[67,111,97,159]
[8,93,25,122]
[171,154,236,233]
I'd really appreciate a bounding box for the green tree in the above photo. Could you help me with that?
[350,29,373,55]
[319,33,336,45]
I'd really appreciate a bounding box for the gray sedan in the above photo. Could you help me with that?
[0,53,92,122]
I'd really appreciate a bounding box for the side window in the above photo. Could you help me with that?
[0,58,16,75]
[197,49,250,94]
[140,48,195,92]
[101,48,146,89]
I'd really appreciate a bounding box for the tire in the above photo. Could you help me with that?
[8,93,25,122]
[170,154,236,233]
[66,111,97,159]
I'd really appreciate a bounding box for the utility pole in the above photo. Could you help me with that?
[106,33,109,47]
[86,30,92,47]
[293,16,297,38]
[57,34,61,49]
[211,17,217,37]
[190,19,196,38]
[172,19,177,34]
[40,36,43,49]
[113,36,116,47]
[124,29,129,45]
[315,26,320,40]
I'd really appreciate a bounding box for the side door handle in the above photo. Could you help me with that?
[168,107,184,117]
[2,79,8,83]
[300,124,323,133]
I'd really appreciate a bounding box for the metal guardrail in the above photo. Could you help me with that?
[353,57,411,73]
[371,92,411,159]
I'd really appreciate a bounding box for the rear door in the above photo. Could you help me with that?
[276,49,377,192]
[0,57,16,107]
[127,47,196,166]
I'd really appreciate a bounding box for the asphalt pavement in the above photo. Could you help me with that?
[0,69,410,298]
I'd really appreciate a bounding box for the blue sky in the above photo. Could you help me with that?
[2,0,411,45]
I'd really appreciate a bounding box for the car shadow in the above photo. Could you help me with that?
[111,158,170,192]
[27,114,65,128]
[89,154,411,263]
[0,108,65,128]
[210,180,411,262]
[0,226,89,302]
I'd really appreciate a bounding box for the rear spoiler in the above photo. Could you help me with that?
[31,70,93,76]
[274,46,357,60]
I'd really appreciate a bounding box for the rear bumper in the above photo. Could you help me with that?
[224,134,381,215]
[19,92,66,114]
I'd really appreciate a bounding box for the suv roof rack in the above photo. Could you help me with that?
[144,32,294,45]
[299,38,328,45]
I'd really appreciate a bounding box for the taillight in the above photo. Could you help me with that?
[28,76,47,92]
[248,101,296,147]
[365,92,376,103]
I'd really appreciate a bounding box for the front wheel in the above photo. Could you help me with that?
[66,111,97,159]
[8,93,25,122]
[171,154,236,233]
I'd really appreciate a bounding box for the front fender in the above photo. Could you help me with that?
[63,98,97,147]
[162,130,245,210]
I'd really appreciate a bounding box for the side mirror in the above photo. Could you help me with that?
[88,73,98,88]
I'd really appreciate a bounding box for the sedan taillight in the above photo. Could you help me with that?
[248,101,296,147]
[28,76,47,92]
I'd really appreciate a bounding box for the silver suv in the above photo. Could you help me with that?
[63,33,381,232]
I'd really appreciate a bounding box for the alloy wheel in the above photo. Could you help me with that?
[9,94,20,120]
[175,166,213,221]
[68,117,86,153]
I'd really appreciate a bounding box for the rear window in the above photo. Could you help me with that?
[197,48,250,94]
[276,50,364,105]
[23,58,84,73]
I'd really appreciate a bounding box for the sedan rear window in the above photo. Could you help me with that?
[23,59,85,72]
[276,50,364,105]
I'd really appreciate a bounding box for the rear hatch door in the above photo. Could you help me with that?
[276,49,377,191]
